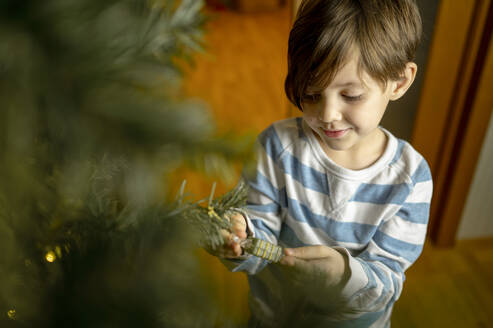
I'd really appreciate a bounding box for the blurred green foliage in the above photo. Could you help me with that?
[0,0,253,326]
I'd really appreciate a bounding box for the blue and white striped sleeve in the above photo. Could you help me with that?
[223,126,286,274]
[337,158,433,317]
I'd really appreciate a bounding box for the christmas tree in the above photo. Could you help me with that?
[0,0,252,326]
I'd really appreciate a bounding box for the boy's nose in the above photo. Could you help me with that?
[319,102,342,124]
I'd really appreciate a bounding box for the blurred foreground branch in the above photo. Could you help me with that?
[0,0,252,327]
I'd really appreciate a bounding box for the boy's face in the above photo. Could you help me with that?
[302,54,407,160]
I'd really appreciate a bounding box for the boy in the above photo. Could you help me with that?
[216,0,433,327]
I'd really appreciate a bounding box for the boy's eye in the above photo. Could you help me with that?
[302,94,321,103]
[342,94,363,102]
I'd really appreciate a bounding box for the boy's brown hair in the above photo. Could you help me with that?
[285,0,422,110]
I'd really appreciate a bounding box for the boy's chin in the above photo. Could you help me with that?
[321,140,354,152]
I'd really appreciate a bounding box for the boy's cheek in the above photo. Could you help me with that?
[303,115,317,124]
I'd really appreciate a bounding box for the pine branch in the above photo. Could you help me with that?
[170,181,248,250]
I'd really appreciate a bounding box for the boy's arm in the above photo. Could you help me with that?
[339,181,431,318]
[282,159,433,318]
[220,128,286,275]
[340,160,433,314]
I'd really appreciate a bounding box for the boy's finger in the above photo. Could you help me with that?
[213,242,241,258]
[280,257,331,283]
[284,245,333,260]
[219,228,244,256]
[233,228,247,240]
[279,256,312,274]
[222,242,245,258]
[232,242,243,256]
[230,213,247,240]
[230,213,246,226]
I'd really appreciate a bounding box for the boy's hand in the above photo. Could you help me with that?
[279,246,349,290]
[211,212,248,259]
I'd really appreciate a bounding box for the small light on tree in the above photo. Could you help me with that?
[7,309,16,320]
[45,251,56,263]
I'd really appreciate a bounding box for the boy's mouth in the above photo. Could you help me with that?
[321,128,350,138]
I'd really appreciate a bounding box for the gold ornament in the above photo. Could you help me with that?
[236,237,284,262]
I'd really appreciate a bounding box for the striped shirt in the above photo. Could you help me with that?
[226,117,432,327]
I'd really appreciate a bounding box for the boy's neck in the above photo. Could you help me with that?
[317,128,388,171]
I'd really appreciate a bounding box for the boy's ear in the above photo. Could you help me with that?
[389,62,417,100]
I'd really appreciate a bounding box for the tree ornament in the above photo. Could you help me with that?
[233,235,284,263]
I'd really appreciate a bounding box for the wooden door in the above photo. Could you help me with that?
[412,0,493,246]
